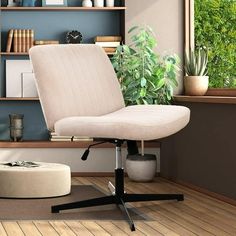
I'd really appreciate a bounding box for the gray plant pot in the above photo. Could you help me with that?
[126,154,157,182]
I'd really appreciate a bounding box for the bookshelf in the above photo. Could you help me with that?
[0,7,126,11]
[0,0,126,142]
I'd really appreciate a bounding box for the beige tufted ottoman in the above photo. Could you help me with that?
[0,162,71,198]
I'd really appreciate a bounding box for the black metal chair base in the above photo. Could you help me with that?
[51,191,184,231]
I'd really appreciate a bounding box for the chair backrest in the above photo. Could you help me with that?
[29,44,125,130]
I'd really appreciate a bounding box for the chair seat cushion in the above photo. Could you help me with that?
[55,105,190,141]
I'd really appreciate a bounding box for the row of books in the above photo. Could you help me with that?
[94,36,121,54]
[50,131,93,142]
[6,29,34,53]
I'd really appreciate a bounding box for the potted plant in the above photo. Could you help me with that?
[184,47,209,96]
[112,26,180,181]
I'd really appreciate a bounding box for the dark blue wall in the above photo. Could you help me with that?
[0,101,48,140]
[0,1,122,140]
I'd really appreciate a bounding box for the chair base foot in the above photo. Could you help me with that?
[51,192,184,231]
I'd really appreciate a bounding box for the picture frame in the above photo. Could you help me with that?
[42,0,67,7]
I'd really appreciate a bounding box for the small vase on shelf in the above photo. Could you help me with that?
[82,0,93,7]
[94,0,104,7]
[106,0,114,7]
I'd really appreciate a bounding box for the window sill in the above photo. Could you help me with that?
[173,95,236,104]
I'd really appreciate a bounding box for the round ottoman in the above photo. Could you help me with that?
[0,162,71,198]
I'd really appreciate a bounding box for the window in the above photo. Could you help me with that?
[185,0,236,89]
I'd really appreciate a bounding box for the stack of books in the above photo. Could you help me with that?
[6,29,34,53]
[34,40,59,46]
[94,36,122,54]
[50,131,93,142]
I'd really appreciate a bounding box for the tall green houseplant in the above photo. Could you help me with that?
[112,26,180,105]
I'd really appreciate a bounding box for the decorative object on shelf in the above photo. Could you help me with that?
[184,46,209,96]
[106,0,114,7]
[65,30,83,44]
[82,0,93,7]
[6,60,37,98]
[21,72,38,97]
[3,161,40,167]
[126,141,157,182]
[42,0,67,7]
[22,0,36,7]
[9,114,24,142]
[7,29,34,53]
[6,29,14,52]
[94,0,104,7]
[34,40,59,45]
[112,26,180,105]
[7,0,18,7]
[94,35,121,54]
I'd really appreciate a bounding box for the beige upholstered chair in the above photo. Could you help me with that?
[29,44,190,231]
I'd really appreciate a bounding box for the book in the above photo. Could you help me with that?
[22,29,26,52]
[103,47,116,53]
[34,40,59,45]
[29,29,34,49]
[18,29,22,52]
[95,36,122,42]
[95,41,120,47]
[72,137,93,142]
[26,29,30,52]
[50,138,73,142]
[6,29,14,52]
[13,29,18,53]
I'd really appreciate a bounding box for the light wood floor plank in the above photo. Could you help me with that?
[171,202,236,234]
[135,221,164,235]
[111,221,145,236]
[50,221,76,236]
[80,221,111,236]
[34,221,59,236]
[96,221,129,236]
[161,179,236,216]
[18,221,42,236]
[2,222,24,236]
[65,221,93,236]
[0,223,7,236]
[145,221,180,236]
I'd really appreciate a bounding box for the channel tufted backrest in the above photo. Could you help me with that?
[29,44,125,130]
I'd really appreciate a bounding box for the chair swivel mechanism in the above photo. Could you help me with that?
[29,44,190,231]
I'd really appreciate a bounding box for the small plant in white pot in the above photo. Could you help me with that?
[184,47,209,96]
[112,26,180,182]
[126,141,157,182]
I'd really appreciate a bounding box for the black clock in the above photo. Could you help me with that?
[65,30,83,44]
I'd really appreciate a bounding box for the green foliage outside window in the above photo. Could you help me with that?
[195,0,236,88]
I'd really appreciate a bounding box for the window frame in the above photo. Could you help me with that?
[184,0,236,96]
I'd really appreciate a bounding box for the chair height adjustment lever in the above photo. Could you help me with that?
[81,141,107,161]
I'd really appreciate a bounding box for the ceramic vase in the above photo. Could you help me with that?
[106,0,114,7]
[82,0,93,7]
[94,0,104,7]
[184,76,209,96]
[126,154,157,182]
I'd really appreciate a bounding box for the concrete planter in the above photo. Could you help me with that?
[126,154,157,182]
[184,76,209,96]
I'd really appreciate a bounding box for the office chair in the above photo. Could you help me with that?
[29,44,190,231]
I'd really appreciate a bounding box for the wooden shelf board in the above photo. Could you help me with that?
[0,140,160,148]
[0,7,126,11]
[0,97,39,101]
[0,52,29,56]
[174,95,236,104]
[1,52,115,56]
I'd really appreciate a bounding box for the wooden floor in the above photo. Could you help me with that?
[1,177,236,236]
